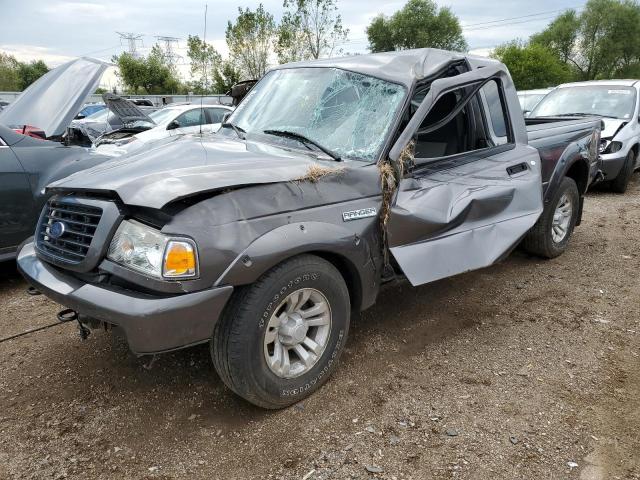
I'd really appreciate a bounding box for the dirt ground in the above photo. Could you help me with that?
[1,175,639,480]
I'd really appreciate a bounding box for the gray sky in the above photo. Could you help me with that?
[1,0,583,86]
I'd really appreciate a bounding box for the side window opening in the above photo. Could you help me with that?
[481,80,509,143]
[413,79,511,160]
[206,108,228,124]
[174,109,205,128]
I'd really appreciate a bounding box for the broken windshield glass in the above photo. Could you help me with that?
[230,67,406,162]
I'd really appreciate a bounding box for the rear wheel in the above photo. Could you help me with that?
[522,176,580,259]
[211,254,350,409]
[609,150,635,193]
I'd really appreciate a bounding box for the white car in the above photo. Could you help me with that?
[517,88,553,116]
[530,80,640,193]
[94,103,233,157]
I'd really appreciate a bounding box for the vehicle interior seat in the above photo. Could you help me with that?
[414,92,464,158]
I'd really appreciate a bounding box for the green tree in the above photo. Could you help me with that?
[366,0,467,53]
[114,49,181,94]
[226,4,276,79]
[186,34,223,93]
[212,61,242,94]
[276,0,349,63]
[17,60,49,90]
[530,11,580,65]
[531,0,640,80]
[492,41,572,90]
[0,53,20,91]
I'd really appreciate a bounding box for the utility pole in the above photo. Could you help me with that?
[116,32,144,58]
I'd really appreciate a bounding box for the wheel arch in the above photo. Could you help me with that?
[214,221,379,312]
[565,158,590,195]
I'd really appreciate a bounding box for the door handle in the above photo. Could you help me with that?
[507,163,528,176]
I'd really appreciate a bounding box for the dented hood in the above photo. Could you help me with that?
[0,57,109,138]
[600,118,627,139]
[49,134,324,209]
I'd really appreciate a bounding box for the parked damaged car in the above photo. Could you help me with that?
[65,94,158,147]
[530,80,640,193]
[93,102,233,157]
[0,57,108,142]
[0,58,112,260]
[18,49,601,408]
[517,88,553,116]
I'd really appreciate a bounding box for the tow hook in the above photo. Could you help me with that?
[57,308,91,340]
[26,286,41,296]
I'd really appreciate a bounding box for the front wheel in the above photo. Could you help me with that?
[609,150,635,193]
[211,254,350,409]
[522,176,580,259]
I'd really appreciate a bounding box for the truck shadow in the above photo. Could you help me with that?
[0,260,21,285]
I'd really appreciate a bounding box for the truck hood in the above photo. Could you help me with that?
[49,134,331,209]
[0,57,109,138]
[601,118,627,139]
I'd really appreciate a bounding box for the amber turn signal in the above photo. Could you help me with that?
[163,240,197,278]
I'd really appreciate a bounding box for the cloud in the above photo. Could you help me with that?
[0,44,75,67]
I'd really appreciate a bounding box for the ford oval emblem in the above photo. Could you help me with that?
[49,221,66,239]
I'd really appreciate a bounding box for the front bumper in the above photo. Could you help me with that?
[17,242,233,355]
[600,153,627,180]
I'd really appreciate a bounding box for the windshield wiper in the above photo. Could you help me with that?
[263,129,341,161]
[553,113,621,119]
[222,122,246,139]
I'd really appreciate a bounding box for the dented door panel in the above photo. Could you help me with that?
[386,63,543,286]
[388,144,543,286]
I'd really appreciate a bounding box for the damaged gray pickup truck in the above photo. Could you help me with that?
[18,49,601,408]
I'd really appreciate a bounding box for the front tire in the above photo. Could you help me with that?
[522,176,580,259]
[609,150,635,193]
[211,254,350,409]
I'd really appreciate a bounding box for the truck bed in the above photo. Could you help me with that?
[525,116,602,194]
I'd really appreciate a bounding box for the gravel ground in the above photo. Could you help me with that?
[1,174,639,480]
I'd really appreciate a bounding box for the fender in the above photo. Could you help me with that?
[542,125,596,199]
[542,138,592,226]
[214,221,380,311]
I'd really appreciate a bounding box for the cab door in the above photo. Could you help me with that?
[385,67,543,286]
[0,140,36,254]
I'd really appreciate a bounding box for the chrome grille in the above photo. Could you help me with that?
[36,200,102,264]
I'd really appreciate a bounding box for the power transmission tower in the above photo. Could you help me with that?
[155,36,182,72]
[116,32,144,58]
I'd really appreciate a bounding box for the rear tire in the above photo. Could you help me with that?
[211,254,350,409]
[522,176,580,259]
[609,150,635,193]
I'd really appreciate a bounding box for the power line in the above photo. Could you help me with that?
[464,14,567,32]
[335,4,585,46]
[461,4,584,28]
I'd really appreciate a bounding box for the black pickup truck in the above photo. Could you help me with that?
[17,49,601,408]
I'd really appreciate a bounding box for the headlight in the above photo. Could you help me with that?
[599,139,609,153]
[599,139,623,154]
[107,220,198,279]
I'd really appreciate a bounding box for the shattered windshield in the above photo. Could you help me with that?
[229,67,406,161]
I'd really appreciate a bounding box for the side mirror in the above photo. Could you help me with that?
[167,120,180,130]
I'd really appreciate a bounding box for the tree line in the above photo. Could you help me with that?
[115,0,349,95]
[0,53,49,91]
[492,0,640,90]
